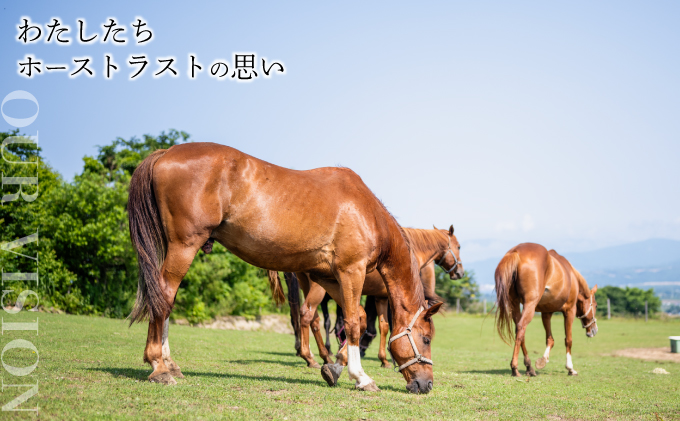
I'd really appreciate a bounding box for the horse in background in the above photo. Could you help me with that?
[127,142,440,393]
[280,226,463,374]
[495,243,598,377]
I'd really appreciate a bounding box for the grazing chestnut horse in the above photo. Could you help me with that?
[495,243,598,377]
[282,226,463,372]
[127,142,440,393]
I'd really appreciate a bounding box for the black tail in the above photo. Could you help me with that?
[128,150,170,325]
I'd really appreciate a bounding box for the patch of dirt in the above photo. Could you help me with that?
[173,315,293,334]
[611,347,680,363]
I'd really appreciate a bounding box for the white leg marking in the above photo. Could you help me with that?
[162,317,171,359]
[566,352,577,374]
[347,345,374,388]
[543,346,551,362]
[162,338,171,360]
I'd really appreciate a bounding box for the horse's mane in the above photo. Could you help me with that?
[572,267,592,298]
[402,228,448,255]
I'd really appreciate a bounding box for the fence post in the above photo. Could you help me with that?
[456,298,460,315]
[645,301,648,322]
[484,299,487,314]
[607,298,611,320]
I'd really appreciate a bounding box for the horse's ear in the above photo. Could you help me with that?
[448,225,454,236]
[591,284,598,294]
[433,224,439,231]
[424,302,443,320]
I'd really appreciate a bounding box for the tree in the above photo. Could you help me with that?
[434,267,479,311]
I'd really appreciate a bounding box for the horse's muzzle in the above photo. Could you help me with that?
[406,379,433,394]
[587,325,598,338]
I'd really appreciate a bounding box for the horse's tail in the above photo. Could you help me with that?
[494,251,520,344]
[266,271,287,306]
[128,149,170,325]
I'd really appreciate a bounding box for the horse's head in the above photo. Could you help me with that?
[577,285,599,337]
[389,302,443,394]
[438,225,465,280]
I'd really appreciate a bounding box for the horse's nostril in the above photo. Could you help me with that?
[426,380,433,391]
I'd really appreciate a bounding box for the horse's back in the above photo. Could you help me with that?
[152,142,389,273]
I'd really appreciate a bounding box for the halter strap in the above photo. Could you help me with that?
[388,306,433,372]
[576,295,597,329]
[437,248,461,274]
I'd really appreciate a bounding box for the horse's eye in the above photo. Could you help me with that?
[458,245,461,250]
[423,337,431,345]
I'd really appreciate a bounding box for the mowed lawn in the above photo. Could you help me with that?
[2,311,679,420]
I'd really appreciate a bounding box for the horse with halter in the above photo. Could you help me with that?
[127,142,440,393]
[277,226,464,380]
[495,243,598,377]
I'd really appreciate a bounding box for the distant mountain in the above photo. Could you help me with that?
[465,239,680,297]
[562,239,680,271]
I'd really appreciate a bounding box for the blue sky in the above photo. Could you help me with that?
[1,1,679,262]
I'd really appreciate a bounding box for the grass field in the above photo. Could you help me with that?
[1,312,679,420]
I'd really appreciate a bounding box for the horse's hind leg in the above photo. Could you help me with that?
[161,318,184,378]
[144,243,198,385]
[320,294,332,353]
[536,312,554,370]
[375,298,391,368]
[510,301,537,377]
[359,296,378,358]
[298,275,333,368]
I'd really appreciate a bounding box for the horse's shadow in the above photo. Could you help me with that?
[458,369,512,376]
[88,367,325,386]
[228,359,302,367]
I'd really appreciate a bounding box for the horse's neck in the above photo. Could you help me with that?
[379,234,426,323]
[412,230,448,268]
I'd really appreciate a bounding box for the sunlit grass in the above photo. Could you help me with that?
[1,312,678,420]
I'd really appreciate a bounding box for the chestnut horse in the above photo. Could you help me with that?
[127,142,441,393]
[281,226,463,374]
[495,243,598,377]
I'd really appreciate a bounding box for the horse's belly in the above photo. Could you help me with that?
[537,285,567,312]
[212,223,332,273]
[361,271,388,297]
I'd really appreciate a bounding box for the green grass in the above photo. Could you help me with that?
[1,312,679,420]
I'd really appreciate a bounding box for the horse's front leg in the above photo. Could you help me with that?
[564,310,578,375]
[320,269,378,391]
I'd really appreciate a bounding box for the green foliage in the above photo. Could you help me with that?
[0,129,283,321]
[177,243,284,324]
[434,267,479,310]
[595,285,661,317]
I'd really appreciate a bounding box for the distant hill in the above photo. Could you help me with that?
[466,239,680,298]
[562,239,680,271]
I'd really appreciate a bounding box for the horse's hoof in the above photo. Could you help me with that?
[308,361,321,369]
[381,362,391,369]
[357,380,380,392]
[568,371,578,376]
[511,369,521,377]
[535,357,547,369]
[149,372,176,385]
[321,363,343,387]
[526,368,537,377]
[170,368,185,379]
